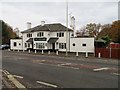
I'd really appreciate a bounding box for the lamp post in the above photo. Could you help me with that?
[66,0,68,56]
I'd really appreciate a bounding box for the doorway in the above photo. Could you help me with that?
[52,43,55,51]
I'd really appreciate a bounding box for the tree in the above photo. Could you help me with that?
[76,23,101,37]
[97,20,120,43]
[0,20,17,44]
[86,23,101,37]
[101,35,111,45]
[76,26,86,37]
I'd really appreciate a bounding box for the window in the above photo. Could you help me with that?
[36,43,46,49]
[57,32,64,37]
[57,33,59,37]
[19,43,21,45]
[25,43,27,47]
[27,33,32,37]
[82,43,86,47]
[37,32,44,37]
[73,43,75,46]
[62,33,64,37]
[71,34,74,37]
[59,43,66,49]
[14,42,17,46]
[28,43,30,47]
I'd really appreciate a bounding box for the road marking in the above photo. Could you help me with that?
[39,62,79,70]
[41,60,46,62]
[112,73,120,76]
[3,70,10,75]
[58,65,79,70]
[57,63,71,66]
[93,67,110,72]
[7,75,27,89]
[13,75,23,79]
[2,69,27,89]
[36,81,58,88]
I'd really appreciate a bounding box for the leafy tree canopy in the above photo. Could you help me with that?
[0,20,17,44]
[97,20,120,43]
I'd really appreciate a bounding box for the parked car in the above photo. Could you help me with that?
[0,44,10,50]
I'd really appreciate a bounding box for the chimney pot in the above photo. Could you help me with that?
[27,22,31,29]
[41,21,45,26]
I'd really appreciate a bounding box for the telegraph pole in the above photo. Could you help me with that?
[66,0,68,56]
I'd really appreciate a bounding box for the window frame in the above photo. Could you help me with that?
[82,43,86,47]
[13,42,17,47]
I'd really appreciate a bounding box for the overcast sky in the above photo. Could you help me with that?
[0,0,119,31]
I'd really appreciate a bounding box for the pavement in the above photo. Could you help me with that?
[2,50,119,88]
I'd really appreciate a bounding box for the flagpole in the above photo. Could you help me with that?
[66,0,68,56]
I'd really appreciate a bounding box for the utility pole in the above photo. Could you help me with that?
[66,0,68,56]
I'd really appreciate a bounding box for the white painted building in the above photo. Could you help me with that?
[10,22,94,53]
[70,37,94,53]
[10,39,22,50]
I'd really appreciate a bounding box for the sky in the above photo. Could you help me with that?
[0,0,119,32]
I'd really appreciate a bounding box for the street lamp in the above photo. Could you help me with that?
[66,0,68,56]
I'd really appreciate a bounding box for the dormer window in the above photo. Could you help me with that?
[37,32,44,37]
[57,32,64,37]
[27,33,32,37]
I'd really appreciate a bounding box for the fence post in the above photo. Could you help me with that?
[76,52,78,57]
[56,51,58,55]
[42,50,44,54]
[110,48,111,58]
[35,50,37,54]
[48,51,50,55]
[98,52,101,58]
[85,52,88,58]
[29,49,30,53]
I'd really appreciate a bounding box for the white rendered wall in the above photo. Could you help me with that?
[10,39,22,50]
[70,38,94,53]
[22,31,49,50]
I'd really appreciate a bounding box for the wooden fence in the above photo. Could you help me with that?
[95,48,120,59]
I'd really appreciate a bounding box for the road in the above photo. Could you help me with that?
[2,50,119,88]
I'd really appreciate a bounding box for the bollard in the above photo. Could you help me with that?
[18,49,19,52]
[28,49,30,53]
[56,51,58,55]
[23,50,24,52]
[13,49,14,51]
[76,52,78,57]
[85,52,88,58]
[35,50,36,54]
[48,51,50,55]
[98,52,101,58]
[42,50,44,54]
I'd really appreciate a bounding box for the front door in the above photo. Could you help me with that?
[52,43,55,51]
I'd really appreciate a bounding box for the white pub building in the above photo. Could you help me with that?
[10,21,94,53]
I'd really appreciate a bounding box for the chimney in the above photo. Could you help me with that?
[27,22,31,29]
[41,21,45,26]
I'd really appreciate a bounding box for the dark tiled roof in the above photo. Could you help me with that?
[21,23,73,33]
